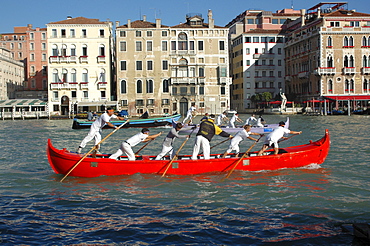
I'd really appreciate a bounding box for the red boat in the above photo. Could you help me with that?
[47,130,330,178]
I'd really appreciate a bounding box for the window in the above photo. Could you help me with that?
[198,41,203,50]
[219,41,225,50]
[61,29,66,38]
[199,67,205,77]
[327,55,333,67]
[70,29,75,37]
[221,87,226,95]
[121,100,128,106]
[120,41,126,51]
[70,45,76,56]
[136,31,141,37]
[344,36,349,46]
[246,60,250,66]
[71,91,77,98]
[162,31,167,37]
[253,37,259,43]
[30,43,34,50]
[71,69,76,82]
[147,61,153,70]
[163,79,169,93]
[53,91,58,100]
[162,41,167,51]
[83,91,88,98]
[42,33,46,40]
[136,61,142,70]
[247,19,254,24]
[136,41,142,51]
[137,80,143,93]
[147,31,152,37]
[146,80,154,93]
[178,32,188,50]
[162,60,168,70]
[171,41,176,50]
[42,54,46,61]
[52,69,59,82]
[120,31,126,37]
[82,29,87,37]
[82,69,88,82]
[41,43,46,50]
[246,48,250,54]
[280,19,286,24]
[199,86,204,95]
[101,91,106,99]
[272,19,279,24]
[52,29,57,37]
[245,37,251,43]
[162,99,169,105]
[147,41,153,51]
[328,36,332,47]
[120,80,127,94]
[99,45,105,56]
[82,45,87,56]
[189,41,194,50]
[121,61,127,70]
[278,48,282,54]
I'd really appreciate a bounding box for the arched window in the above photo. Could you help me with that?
[363,79,368,92]
[349,36,354,46]
[99,44,105,56]
[62,69,68,82]
[71,69,76,82]
[350,79,354,91]
[70,44,76,56]
[137,80,142,93]
[99,69,106,82]
[120,80,127,94]
[344,55,349,67]
[178,32,188,50]
[363,55,368,67]
[328,79,333,93]
[82,69,88,82]
[146,79,153,93]
[345,79,350,92]
[327,55,333,67]
[349,55,354,67]
[82,44,88,56]
[363,36,367,47]
[327,36,332,47]
[163,79,169,93]
[52,69,59,82]
[344,36,349,46]
[199,67,204,77]
[52,44,58,56]
[178,58,188,77]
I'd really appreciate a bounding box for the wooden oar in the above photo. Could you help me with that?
[135,139,154,155]
[222,135,262,180]
[278,133,299,143]
[159,128,196,177]
[60,120,129,182]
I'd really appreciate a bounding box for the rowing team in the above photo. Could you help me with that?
[76,108,302,161]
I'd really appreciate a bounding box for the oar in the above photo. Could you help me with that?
[222,135,262,180]
[278,133,299,143]
[60,120,129,182]
[160,128,195,177]
[199,138,230,155]
[135,139,154,155]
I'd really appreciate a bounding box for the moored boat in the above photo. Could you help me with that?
[72,114,181,129]
[47,129,330,178]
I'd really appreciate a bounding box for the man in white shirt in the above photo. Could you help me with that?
[222,125,261,158]
[77,108,125,153]
[182,104,197,124]
[258,121,302,156]
[245,114,257,126]
[216,111,229,126]
[228,113,243,128]
[110,128,162,160]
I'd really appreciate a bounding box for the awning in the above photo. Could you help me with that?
[303,99,325,103]
[323,95,370,101]
[0,99,47,107]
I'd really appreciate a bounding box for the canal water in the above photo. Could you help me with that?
[0,114,369,245]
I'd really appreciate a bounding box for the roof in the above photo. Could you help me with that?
[171,23,225,29]
[322,9,370,17]
[244,29,286,34]
[118,20,169,28]
[48,17,107,25]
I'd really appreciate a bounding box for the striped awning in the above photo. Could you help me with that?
[0,99,47,107]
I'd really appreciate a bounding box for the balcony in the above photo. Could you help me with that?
[98,82,107,89]
[171,77,197,84]
[318,67,336,75]
[50,82,79,90]
[79,56,88,63]
[80,82,89,89]
[49,56,59,63]
[362,67,370,74]
[97,56,106,63]
[343,67,355,74]
[170,50,196,56]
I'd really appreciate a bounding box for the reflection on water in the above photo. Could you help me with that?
[0,115,369,244]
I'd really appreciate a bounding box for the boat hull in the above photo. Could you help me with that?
[47,130,330,178]
[72,114,181,129]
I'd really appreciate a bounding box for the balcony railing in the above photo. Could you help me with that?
[171,77,197,84]
[80,82,89,89]
[318,67,336,75]
[98,82,107,89]
[50,82,79,90]
[49,56,78,63]
[79,56,88,63]
[343,67,355,74]
[97,56,106,63]
[362,67,370,74]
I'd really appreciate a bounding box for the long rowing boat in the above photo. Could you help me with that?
[47,129,330,178]
[72,114,181,129]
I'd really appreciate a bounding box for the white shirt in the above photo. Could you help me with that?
[230,114,238,123]
[267,126,290,143]
[231,129,251,145]
[125,132,148,147]
[187,106,196,115]
[246,116,257,125]
[91,113,117,130]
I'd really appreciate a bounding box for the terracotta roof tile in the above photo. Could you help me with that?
[171,23,226,28]
[323,9,370,17]
[48,17,107,25]
[118,20,169,28]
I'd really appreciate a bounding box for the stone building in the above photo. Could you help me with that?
[0,48,24,100]
[115,10,231,116]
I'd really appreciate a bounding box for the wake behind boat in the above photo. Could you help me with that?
[72,113,181,129]
[180,117,290,134]
[47,129,330,178]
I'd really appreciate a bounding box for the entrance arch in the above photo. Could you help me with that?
[179,97,188,116]
[61,96,70,115]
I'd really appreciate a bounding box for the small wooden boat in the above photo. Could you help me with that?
[72,114,181,129]
[47,129,330,178]
[181,117,290,134]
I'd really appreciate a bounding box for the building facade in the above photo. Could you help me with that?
[46,17,114,115]
[0,48,24,100]
[284,2,370,111]
[227,9,301,111]
[116,10,231,117]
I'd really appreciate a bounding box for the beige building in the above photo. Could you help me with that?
[284,2,370,111]
[116,10,231,117]
[46,17,114,115]
[0,48,24,100]
[227,9,301,111]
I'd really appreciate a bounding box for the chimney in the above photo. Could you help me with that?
[27,24,33,29]
[143,15,147,22]
[208,9,214,28]
[127,19,131,28]
[300,9,306,26]
[156,19,161,28]
[115,21,120,27]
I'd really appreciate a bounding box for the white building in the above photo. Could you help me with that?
[0,48,24,100]
[46,16,114,115]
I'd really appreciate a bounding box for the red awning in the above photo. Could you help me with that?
[303,99,324,103]
[323,95,370,101]
[258,101,293,104]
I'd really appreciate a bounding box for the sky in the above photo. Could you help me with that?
[1,0,369,33]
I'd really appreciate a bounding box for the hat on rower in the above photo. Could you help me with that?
[279,121,285,126]
[209,114,216,119]
[106,107,114,111]
[141,128,150,133]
